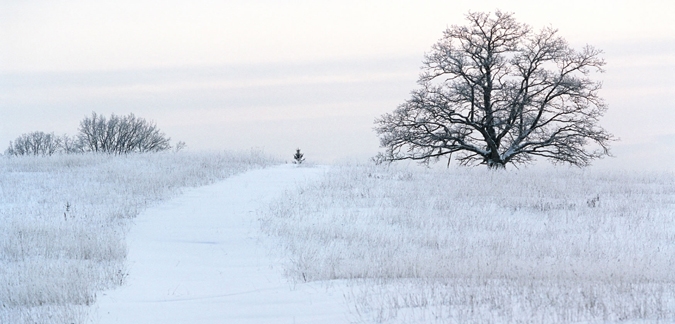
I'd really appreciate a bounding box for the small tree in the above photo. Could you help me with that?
[293,148,305,164]
[60,134,84,154]
[5,131,61,156]
[174,141,187,152]
[376,11,614,169]
[77,112,172,154]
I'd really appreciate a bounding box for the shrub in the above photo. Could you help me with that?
[5,131,61,156]
[77,112,171,154]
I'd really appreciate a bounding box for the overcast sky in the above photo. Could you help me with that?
[1,0,674,169]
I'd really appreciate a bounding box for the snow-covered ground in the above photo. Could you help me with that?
[0,152,276,323]
[4,154,675,323]
[261,164,675,323]
[91,165,350,323]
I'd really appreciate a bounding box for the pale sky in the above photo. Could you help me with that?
[1,0,674,169]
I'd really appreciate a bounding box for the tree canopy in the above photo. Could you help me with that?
[376,11,614,169]
[78,112,172,154]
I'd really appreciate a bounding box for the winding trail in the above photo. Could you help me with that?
[91,165,349,323]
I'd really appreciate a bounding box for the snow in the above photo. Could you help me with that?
[6,154,674,323]
[90,165,350,323]
[260,163,675,323]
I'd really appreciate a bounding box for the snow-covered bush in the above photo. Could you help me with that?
[260,164,675,323]
[0,150,277,323]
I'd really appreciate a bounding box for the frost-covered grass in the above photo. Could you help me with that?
[0,151,276,324]
[260,164,675,323]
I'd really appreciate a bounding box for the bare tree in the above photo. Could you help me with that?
[78,112,172,154]
[5,131,62,156]
[60,134,84,154]
[375,11,614,169]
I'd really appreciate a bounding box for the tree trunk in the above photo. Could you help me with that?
[486,158,506,169]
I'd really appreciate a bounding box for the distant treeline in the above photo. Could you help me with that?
[5,112,184,156]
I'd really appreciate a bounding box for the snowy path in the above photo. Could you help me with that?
[91,165,350,323]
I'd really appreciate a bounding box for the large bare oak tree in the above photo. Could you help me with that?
[376,11,614,169]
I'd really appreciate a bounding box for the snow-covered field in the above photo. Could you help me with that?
[0,151,275,323]
[261,164,675,323]
[92,164,350,324]
[3,154,675,323]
